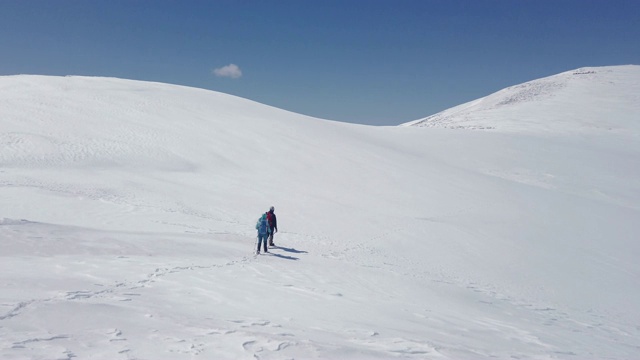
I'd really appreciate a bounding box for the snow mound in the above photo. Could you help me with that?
[403,65,640,134]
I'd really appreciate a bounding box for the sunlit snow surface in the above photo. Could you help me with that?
[1,66,639,359]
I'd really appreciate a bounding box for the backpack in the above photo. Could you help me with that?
[256,215,268,233]
[266,212,274,227]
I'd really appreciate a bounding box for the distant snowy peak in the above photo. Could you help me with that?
[403,65,640,135]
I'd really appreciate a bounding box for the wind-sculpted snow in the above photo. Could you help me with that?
[1,68,639,359]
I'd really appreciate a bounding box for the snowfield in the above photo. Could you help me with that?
[1,65,639,359]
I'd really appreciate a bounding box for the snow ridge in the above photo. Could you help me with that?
[403,65,640,134]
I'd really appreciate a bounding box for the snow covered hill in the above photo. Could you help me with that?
[403,65,640,135]
[1,67,639,359]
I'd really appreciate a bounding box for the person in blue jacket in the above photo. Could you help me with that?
[255,213,271,254]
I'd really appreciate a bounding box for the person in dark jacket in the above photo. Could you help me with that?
[267,206,278,247]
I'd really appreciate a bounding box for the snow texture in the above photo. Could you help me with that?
[1,66,639,359]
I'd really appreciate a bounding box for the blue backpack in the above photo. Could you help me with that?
[256,215,268,234]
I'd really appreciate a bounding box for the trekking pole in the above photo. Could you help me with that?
[254,235,259,254]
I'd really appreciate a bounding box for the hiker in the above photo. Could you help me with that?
[267,206,278,247]
[255,212,271,254]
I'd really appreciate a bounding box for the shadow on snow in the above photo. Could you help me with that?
[268,252,299,260]
[273,246,308,254]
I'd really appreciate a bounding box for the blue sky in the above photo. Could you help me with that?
[1,0,638,125]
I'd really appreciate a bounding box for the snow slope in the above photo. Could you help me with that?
[1,67,639,359]
[403,65,640,135]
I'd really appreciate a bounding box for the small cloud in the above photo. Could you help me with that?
[213,64,242,79]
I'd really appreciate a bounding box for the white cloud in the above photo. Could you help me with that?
[213,64,242,79]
